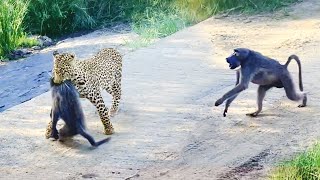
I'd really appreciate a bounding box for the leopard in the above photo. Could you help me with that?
[45,48,122,137]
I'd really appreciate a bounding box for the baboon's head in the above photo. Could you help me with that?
[226,48,250,69]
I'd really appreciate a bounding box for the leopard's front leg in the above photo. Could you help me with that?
[85,91,114,135]
[45,120,53,139]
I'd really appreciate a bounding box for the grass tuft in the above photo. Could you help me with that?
[124,37,154,50]
[18,37,40,48]
[271,143,320,180]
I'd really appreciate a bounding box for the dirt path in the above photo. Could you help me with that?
[1,0,320,179]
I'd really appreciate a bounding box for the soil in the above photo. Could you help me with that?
[0,0,320,179]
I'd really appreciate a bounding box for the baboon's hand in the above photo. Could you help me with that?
[223,109,227,117]
[215,98,224,106]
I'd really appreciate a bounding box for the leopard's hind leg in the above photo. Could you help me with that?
[103,77,122,117]
[86,91,114,135]
[109,80,121,117]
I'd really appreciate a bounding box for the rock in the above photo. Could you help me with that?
[9,48,32,59]
[32,46,41,50]
[37,36,53,47]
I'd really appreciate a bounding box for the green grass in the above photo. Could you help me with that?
[126,10,186,48]
[18,36,40,48]
[23,0,300,38]
[173,0,300,22]
[25,0,96,37]
[0,0,29,59]
[1,0,300,58]
[271,143,320,180]
[132,12,185,39]
[124,37,154,50]
[124,0,299,48]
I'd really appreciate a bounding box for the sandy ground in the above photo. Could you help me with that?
[1,0,320,179]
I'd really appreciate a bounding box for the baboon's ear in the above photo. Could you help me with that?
[234,48,250,60]
[53,50,59,56]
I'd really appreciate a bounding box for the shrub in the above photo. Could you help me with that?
[24,0,95,37]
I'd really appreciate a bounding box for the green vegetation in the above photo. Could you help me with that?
[0,0,29,59]
[17,36,40,48]
[25,0,96,37]
[271,143,320,180]
[174,0,299,22]
[24,0,300,37]
[1,0,300,58]
[128,0,299,48]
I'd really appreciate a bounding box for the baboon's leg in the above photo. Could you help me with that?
[281,73,305,102]
[223,71,240,117]
[215,67,252,106]
[299,96,307,108]
[50,109,59,139]
[298,78,307,107]
[247,85,272,117]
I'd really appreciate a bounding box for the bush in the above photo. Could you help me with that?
[0,0,29,58]
[25,0,95,37]
[24,0,171,37]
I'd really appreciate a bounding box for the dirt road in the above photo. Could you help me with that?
[1,0,320,179]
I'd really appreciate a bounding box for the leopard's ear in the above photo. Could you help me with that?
[53,50,59,56]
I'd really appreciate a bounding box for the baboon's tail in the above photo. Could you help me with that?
[95,137,111,146]
[285,55,303,91]
[78,126,111,147]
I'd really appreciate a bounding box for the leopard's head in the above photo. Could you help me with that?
[52,51,75,84]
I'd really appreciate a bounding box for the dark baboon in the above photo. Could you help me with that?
[49,78,110,147]
[215,48,307,117]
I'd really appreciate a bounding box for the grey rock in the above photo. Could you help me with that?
[9,48,32,59]
[32,46,41,50]
[38,36,53,47]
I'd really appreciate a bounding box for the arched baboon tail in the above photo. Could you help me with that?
[285,55,303,91]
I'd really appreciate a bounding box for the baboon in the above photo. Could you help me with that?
[49,78,110,147]
[215,48,307,117]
